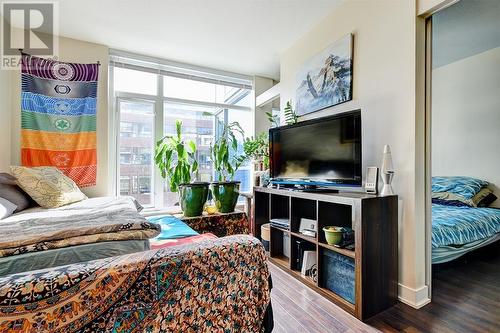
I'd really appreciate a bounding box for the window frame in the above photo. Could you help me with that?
[110,53,253,209]
[115,97,157,207]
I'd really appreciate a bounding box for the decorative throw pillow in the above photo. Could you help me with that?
[10,166,87,208]
[0,173,32,212]
[0,197,17,219]
[478,193,498,207]
[472,188,498,207]
[431,176,488,200]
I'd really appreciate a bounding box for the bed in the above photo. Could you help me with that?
[432,203,500,264]
[0,208,274,332]
[0,196,160,276]
[0,235,273,333]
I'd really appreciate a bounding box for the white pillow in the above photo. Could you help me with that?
[0,197,17,219]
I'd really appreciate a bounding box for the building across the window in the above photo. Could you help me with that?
[111,51,254,208]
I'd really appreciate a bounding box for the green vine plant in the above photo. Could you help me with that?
[154,120,198,192]
[265,111,280,128]
[284,100,299,125]
[211,121,246,182]
[239,132,269,169]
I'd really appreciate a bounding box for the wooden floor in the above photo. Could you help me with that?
[270,242,500,333]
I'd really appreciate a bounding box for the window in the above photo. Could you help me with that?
[114,67,157,95]
[227,108,253,193]
[163,76,252,106]
[112,52,253,208]
[163,102,217,207]
[118,100,155,206]
[120,177,131,196]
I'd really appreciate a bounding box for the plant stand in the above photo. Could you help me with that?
[175,211,250,237]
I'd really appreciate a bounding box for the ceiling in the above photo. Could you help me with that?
[51,0,342,80]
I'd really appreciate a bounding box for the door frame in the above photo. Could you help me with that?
[421,0,460,302]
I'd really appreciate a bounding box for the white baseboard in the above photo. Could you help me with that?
[398,283,431,308]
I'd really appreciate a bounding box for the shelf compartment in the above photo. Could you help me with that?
[318,242,355,259]
[270,254,289,269]
[290,231,316,244]
[270,227,290,265]
[290,197,317,234]
[290,235,316,273]
[287,267,317,289]
[319,248,355,305]
[317,201,353,246]
[270,194,290,221]
[253,191,270,239]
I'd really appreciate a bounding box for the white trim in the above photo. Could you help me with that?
[153,76,164,208]
[398,283,431,309]
[256,83,280,108]
[108,65,117,195]
[163,96,252,112]
[109,49,252,87]
[424,17,433,301]
[114,92,252,112]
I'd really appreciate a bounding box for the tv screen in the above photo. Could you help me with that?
[269,110,361,186]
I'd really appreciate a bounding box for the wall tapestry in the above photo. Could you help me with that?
[20,53,99,187]
[295,33,353,116]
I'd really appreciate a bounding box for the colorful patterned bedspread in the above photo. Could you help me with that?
[0,235,271,333]
[432,203,500,248]
[178,211,249,237]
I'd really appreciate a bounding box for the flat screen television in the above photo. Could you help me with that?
[269,110,361,187]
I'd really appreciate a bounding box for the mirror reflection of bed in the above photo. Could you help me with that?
[429,0,500,317]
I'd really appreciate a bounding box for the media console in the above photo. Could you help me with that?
[252,186,398,320]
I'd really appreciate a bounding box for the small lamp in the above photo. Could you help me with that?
[380,145,394,196]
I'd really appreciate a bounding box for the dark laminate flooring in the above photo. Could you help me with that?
[270,242,499,333]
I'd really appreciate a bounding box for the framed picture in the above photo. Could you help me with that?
[295,33,353,116]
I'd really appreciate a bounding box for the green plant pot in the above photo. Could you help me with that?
[323,226,344,245]
[211,181,240,213]
[179,182,209,217]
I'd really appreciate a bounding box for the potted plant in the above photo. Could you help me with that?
[154,120,209,217]
[242,132,269,171]
[241,132,271,186]
[210,121,246,213]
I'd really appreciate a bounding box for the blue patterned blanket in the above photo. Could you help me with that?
[147,215,198,240]
[432,203,500,248]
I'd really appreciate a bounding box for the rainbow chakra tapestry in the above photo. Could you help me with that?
[21,54,99,187]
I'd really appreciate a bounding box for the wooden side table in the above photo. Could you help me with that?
[174,211,249,237]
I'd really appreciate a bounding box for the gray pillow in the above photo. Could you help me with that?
[0,173,17,185]
[0,173,31,212]
[0,197,17,219]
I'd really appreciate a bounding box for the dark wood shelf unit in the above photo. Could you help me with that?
[318,242,356,259]
[290,230,316,244]
[253,186,398,321]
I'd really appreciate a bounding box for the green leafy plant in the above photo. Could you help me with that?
[284,100,299,125]
[240,132,269,169]
[266,111,280,128]
[154,120,198,192]
[211,121,245,182]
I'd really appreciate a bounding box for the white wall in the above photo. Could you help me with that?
[417,0,458,16]
[0,15,12,172]
[280,0,428,305]
[0,47,12,172]
[253,76,275,136]
[432,47,500,207]
[8,30,110,197]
